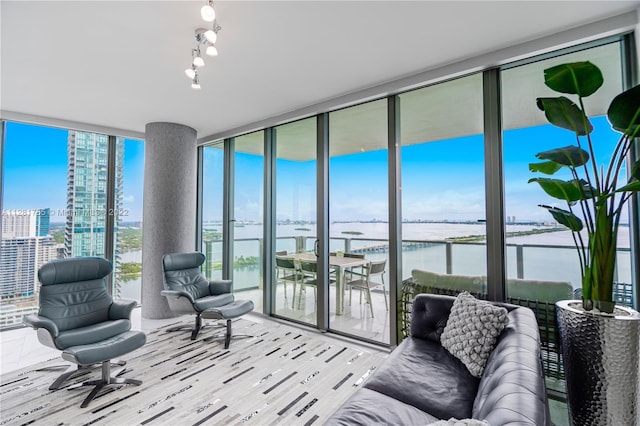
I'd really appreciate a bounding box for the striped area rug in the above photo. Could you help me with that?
[0,317,387,425]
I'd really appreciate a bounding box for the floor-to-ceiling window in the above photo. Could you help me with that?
[1,122,143,328]
[399,75,486,291]
[328,99,390,344]
[114,138,145,302]
[1,122,66,328]
[501,41,630,403]
[233,131,265,313]
[502,41,629,292]
[194,35,637,363]
[201,142,225,280]
[273,118,317,324]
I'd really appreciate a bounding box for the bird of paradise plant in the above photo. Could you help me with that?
[529,61,640,313]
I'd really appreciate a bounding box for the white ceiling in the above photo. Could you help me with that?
[1,1,639,143]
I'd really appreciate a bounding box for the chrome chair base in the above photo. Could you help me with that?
[203,319,253,349]
[69,361,142,408]
[166,314,225,340]
[38,360,127,390]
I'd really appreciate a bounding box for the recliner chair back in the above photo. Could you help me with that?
[162,252,210,300]
[38,257,113,332]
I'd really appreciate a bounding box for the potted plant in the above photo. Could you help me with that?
[529,61,640,426]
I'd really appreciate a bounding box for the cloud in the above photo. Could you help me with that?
[123,195,135,203]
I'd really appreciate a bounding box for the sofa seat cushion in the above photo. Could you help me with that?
[324,387,439,426]
[473,308,549,426]
[364,337,479,420]
[193,293,234,311]
[55,319,130,349]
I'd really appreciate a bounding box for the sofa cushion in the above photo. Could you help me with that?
[441,292,509,378]
[364,337,479,420]
[324,388,439,426]
[473,307,549,425]
[412,269,485,293]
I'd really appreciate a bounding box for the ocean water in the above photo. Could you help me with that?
[117,222,633,301]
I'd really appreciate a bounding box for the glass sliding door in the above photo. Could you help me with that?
[273,118,317,324]
[399,74,486,294]
[328,99,390,344]
[233,131,265,313]
[201,143,225,280]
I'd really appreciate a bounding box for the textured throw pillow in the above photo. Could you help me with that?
[428,418,490,426]
[440,292,509,378]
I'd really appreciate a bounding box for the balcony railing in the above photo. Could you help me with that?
[203,236,633,294]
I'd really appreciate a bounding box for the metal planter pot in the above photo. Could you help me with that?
[557,300,640,426]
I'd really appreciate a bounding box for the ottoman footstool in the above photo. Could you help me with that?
[62,330,146,408]
[201,300,255,348]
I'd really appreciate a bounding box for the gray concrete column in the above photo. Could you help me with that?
[142,122,197,319]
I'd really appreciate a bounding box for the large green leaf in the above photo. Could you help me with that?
[535,145,590,167]
[539,205,584,231]
[537,97,593,135]
[608,85,640,136]
[529,161,562,175]
[529,177,584,202]
[614,160,640,193]
[543,62,603,97]
[616,181,640,193]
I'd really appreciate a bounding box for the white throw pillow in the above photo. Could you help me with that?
[428,418,490,426]
[440,292,509,378]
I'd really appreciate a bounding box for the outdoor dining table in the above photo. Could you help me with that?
[286,252,369,315]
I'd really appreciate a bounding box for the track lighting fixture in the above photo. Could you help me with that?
[205,44,217,56]
[191,75,201,90]
[185,66,196,79]
[186,4,221,89]
[201,0,215,22]
[192,47,205,67]
[204,29,217,44]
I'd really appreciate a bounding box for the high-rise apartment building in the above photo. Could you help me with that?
[64,131,124,258]
[0,210,56,326]
[2,208,50,238]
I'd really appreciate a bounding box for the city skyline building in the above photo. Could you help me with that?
[2,208,50,238]
[0,210,57,327]
[64,131,124,258]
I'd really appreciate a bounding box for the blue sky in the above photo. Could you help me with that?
[3,116,626,226]
[2,122,145,222]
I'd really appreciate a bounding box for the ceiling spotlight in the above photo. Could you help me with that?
[206,45,218,57]
[191,76,201,90]
[185,66,196,79]
[204,29,217,44]
[201,0,215,22]
[192,48,205,67]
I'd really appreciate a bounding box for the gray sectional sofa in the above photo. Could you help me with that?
[325,293,551,425]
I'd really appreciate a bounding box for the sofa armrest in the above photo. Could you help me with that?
[161,289,196,304]
[109,299,137,320]
[209,280,232,295]
[410,293,456,342]
[23,314,59,337]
